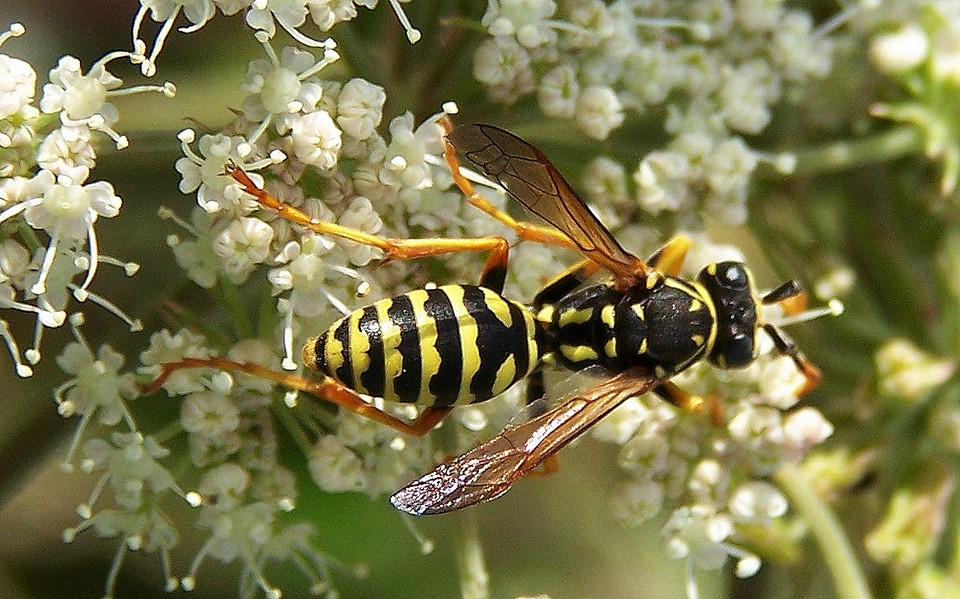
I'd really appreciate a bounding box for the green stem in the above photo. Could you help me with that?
[213,277,254,339]
[774,463,874,599]
[455,509,490,599]
[272,396,314,456]
[788,125,925,177]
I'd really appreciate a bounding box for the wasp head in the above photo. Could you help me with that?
[696,261,760,369]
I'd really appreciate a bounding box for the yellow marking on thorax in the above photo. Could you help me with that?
[604,337,617,359]
[689,298,702,312]
[560,344,599,364]
[689,280,718,354]
[537,304,555,323]
[523,310,543,375]
[601,304,616,329]
[559,306,594,327]
[632,304,645,320]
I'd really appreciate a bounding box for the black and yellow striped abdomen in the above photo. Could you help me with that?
[303,285,544,406]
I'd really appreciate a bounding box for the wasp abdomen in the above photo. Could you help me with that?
[304,284,543,406]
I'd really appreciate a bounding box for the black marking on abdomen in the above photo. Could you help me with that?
[388,293,422,403]
[424,287,463,405]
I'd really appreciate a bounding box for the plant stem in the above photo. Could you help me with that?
[456,508,490,599]
[788,125,925,176]
[774,463,874,599]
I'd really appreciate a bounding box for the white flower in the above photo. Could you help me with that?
[309,435,365,492]
[211,216,275,283]
[56,341,139,427]
[537,63,579,119]
[610,479,665,524]
[176,132,259,214]
[582,156,628,207]
[289,109,343,169]
[36,53,175,149]
[242,45,324,122]
[36,125,96,180]
[198,462,251,508]
[782,407,834,455]
[267,236,338,317]
[24,177,121,240]
[473,36,535,102]
[181,391,242,440]
[0,53,36,120]
[336,78,385,141]
[482,0,557,48]
[168,208,221,288]
[336,196,382,265]
[82,433,177,511]
[870,24,929,74]
[662,505,734,569]
[245,0,315,45]
[378,112,442,190]
[719,60,779,135]
[728,481,788,522]
[308,0,359,31]
[575,85,624,140]
[634,150,693,215]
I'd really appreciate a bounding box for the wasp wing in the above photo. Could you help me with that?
[389,368,661,515]
[446,124,647,281]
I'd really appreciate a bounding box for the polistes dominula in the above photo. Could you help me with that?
[147,115,841,516]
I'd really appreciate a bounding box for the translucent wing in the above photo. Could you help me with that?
[389,368,662,515]
[446,124,647,280]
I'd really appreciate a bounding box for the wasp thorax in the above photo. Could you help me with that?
[697,261,759,369]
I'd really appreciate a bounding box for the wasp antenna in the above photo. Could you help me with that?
[767,298,844,328]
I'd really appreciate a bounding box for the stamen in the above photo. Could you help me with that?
[0,320,32,377]
[767,299,844,328]
[387,0,422,43]
[103,542,127,599]
[275,16,327,48]
[68,284,144,332]
[0,22,25,48]
[281,306,297,371]
[73,221,99,301]
[142,9,180,76]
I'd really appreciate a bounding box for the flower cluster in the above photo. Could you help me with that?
[473,0,834,226]
[0,24,176,377]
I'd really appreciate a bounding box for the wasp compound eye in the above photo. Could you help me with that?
[719,263,748,289]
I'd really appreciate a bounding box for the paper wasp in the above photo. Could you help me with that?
[147,115,839,516]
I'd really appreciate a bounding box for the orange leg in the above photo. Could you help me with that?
[227,164,512,269]
[143,357,454,436]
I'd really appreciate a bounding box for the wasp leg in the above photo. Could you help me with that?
[439,116,580,252]
[646,235,693,278]
[143,357,454,436]
[762,280,808,316]
[762,323,822,397]
[654,380,707,414]
[227,164,512,270]
[532,259,601,307]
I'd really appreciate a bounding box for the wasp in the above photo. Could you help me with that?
[147,116,839,516]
